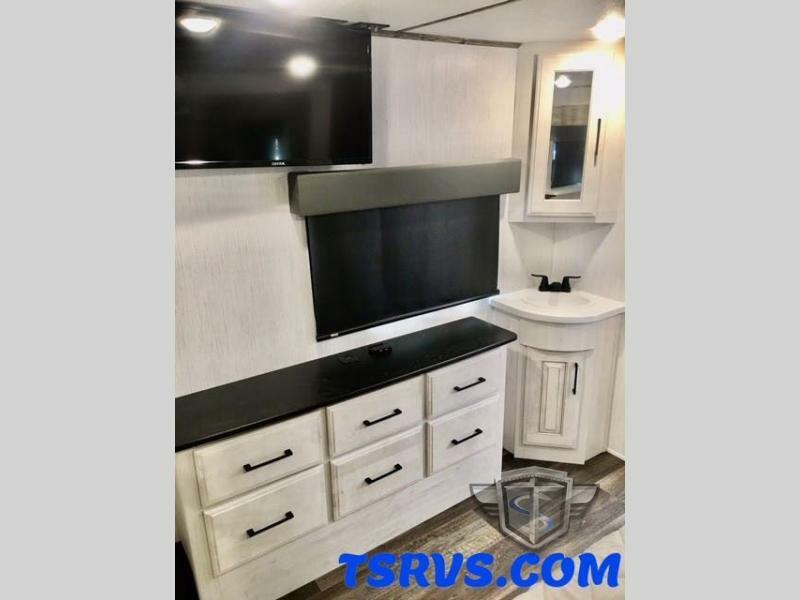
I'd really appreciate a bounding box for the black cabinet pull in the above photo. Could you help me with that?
[363,408,402,427]
[572,363,579,395]
[451,428,483,446]
[593,118,602,166]
[364,463,403,485]
[246,511,294,538]
[243,449,293,473]
[453,377,486,392]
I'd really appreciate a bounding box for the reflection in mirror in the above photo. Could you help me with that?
[545,70,593,200]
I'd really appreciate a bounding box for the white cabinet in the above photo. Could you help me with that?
[492,309,622,465]
[508,42,624,223]
[520,348,587,449]
[175,347,508,600]
[527,52,610,217]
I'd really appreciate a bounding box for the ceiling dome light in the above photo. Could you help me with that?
[287,55,318,79]
[554,75,572,89]
[178,16,221,34]
[591,14,625,42]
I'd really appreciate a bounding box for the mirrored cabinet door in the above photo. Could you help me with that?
[527,52,611,216]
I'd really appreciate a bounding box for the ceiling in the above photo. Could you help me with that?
[207,0,625,43]
[415,0,623,43]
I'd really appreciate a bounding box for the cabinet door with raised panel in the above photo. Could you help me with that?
[520,347,587,449]
[527,52,613,217]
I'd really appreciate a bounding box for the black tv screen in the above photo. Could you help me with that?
[175,2,372,168]
[306,197,500,340]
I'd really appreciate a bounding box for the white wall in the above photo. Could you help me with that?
[176,32,624,461]
[176,37,519,396]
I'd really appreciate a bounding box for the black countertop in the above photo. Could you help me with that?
[175,317,516,451]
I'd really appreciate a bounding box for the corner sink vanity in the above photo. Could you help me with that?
[490,289,624,464]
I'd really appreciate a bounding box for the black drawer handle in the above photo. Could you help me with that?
[243,449,293,473]
[452,428,483,446]
[364,463,403,485]
[572,363,579,395]
[246,511,294,538]
[363,408,402,427]
[594,118,602,166]
[453,377,486,392]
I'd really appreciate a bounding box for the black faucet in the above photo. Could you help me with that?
[531,274,581,293]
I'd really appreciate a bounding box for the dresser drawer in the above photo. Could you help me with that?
[426,349,504,417]
[203,465,329,575]
[326,377,424,457]
[427,395,499,474]
[194,410,325,506]
[330,427,424,519]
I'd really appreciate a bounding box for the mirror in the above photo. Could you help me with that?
[545,70,593,200]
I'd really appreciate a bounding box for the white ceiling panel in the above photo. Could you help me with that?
[414,0,623,44]
[204,0,496,31]
[197,0,624,44]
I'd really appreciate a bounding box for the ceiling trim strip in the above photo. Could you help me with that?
[373,29,520,48]
[397,0,523,33]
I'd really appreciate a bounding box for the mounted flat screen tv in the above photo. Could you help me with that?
[306,197,500,340]
[175,2,372,168]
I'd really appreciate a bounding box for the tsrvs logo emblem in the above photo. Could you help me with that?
[473,465,599,549]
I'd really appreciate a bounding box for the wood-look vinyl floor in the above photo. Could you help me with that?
[279,452,625,600]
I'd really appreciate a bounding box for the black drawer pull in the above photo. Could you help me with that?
[594,118,602,166]
[453,377,486,392]
[363,408,402,427]
[364,463,403,485]
[243,449,293,473]
[246,511,294,538]
[572,363,579,395]
[451,428,483,446]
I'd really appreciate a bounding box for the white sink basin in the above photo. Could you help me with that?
[490,289,624,324]
[520,293,591,308]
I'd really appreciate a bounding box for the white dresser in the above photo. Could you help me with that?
[176,345,508,600]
